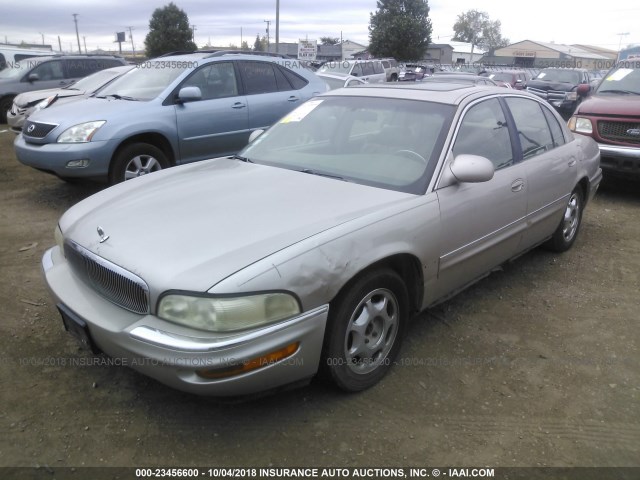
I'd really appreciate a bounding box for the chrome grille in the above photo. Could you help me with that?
[598,121,640,145]
[64,241,150,314]
[23,120,57,138]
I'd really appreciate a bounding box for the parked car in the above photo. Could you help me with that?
[42,84,602,396]
[380,58,400,81]
[484,70,531,89]
[0,45,53,71]
[14,52,328,184]
[526,68,592,117]
[422,74,499,86]
[317,72,366,90]
[398,64,433,82]
[568,62,640,179]
[318,59,387,83]
[0,54,127,123]
[8,65,133,133]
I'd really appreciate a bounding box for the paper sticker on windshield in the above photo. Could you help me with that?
[280,99,323,123]
[606,69,632,81]
[537,73,546,79]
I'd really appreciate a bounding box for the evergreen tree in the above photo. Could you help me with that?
[144,2,197,58]
[368,0,432,60]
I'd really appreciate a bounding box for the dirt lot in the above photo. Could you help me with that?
[0,128,639,473]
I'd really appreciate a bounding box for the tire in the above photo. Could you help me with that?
[109,143,169,185]
[545,187,584,252]
[322,269,409,392]
[0,96,14,124]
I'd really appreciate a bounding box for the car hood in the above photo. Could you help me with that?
[527,79,576,92]
[14,87,85,107]
[26,96,153,126]
[60,158,414,294]
[575,93,640,117]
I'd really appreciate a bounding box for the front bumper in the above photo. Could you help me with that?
[6,106,28,133]
[14,134,117,179]
[42,246,329,396]
[598,143,640,178]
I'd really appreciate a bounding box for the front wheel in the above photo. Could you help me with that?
[545,187,584,252]
[322,269,409,392]
[109,143,169,184]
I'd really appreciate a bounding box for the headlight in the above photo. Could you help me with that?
[157,292,301,332]
[568,116,593,134]
[566,91,578,101]
[57,121,105,143]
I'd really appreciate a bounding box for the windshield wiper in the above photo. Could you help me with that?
[230,154,253,163]
[96,94,138,101]
[300,168,347,181]
[598,89,638,95]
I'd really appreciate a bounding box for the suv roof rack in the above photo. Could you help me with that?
[204,50,291,58]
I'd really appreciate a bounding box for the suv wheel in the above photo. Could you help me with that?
[110,143,169,184]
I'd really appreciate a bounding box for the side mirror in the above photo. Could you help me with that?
[248,129,265,143]
[27,73,39,82]
[177,86,202,103]
[449,154,494,183]
[576,84,590,96]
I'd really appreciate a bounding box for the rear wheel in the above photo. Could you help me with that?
[545,187,584,252]
[322,269,409,392]
[109,143,169,184]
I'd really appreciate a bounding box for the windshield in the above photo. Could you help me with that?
[240,96,454,194]
[596,66,640,95]
[69,67,129,92]
[97,61,190,101]
[534,69,581,84]
[489,73,514,83]
[0,58,38,80]
[319,61,353,74]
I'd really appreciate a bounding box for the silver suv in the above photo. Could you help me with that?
[14,52,328,184]
[318,59,387,83]
[0,54,127,123]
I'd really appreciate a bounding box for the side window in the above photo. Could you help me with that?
[66,59,100,77]
[279,66,307,90]
[373,62,385,74]
[382,60,390,69]
[541,104,566,147]
[505,97,555,159]
[239,61,278,95]
[29,60,64,81]
[361,62,375,76]
[452,98,513,170]
[351,63,364,77]
[182,62,238,100]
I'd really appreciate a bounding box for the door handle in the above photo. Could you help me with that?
[568,158,577,167]
[287,96,299,102]
[511,178,525,192]
[231,102,246,109]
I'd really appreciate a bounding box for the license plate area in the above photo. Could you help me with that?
[58,304,101,354]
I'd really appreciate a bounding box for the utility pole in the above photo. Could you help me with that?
[127,26,135,56]
[241,27,243,50]
[58,36,62,52]
[72,13,81,53]
[275,0,280,54]
[192,25,197,43]
[40,33,44,45]
[264,20,271,51]
[617,32,629,52]
[83,36,87,53]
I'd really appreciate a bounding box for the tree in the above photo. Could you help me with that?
[144,2,197,58]
[320,36,340,45]
[368,0,432,60]
[241,41,250,51]
[452,10,509,57]
[253,34,267,52]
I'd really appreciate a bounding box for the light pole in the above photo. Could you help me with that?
[617,32,629,52]
[275,0,280,54]
[264,20,271,51]
[72,14,81,53]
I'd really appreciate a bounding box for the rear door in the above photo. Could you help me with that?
[23,59,70,89]
[237,60,307,130]
[435,97,528,297]
[503,97,577,249]
[175,61,249,162]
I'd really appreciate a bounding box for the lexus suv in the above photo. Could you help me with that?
[568,61,640,179]
[14,52,328,184]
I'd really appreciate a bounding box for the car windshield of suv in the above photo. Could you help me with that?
[96,61,189,101]
[66,68,126,92]
[597,67,640,95]
[489,73,514,83]
[240,96,454,194]
[0,58,37,80]
[534,70,581,84]
[319,62,353,74]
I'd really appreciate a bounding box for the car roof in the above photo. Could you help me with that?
[323,82,528,105]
